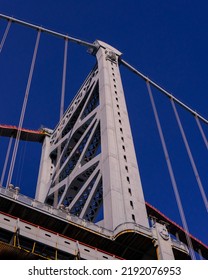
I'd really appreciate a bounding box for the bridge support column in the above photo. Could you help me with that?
[153,222,175,260]
[35,135,52,202]
[94,40,149,230]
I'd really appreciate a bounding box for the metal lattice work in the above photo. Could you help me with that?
[45,66,102,222]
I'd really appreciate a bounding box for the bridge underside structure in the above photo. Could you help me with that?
[0,15,207,260]
[1,186,206,260]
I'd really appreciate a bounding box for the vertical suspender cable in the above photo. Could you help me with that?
[195,115,208,150]
[0,19,12,186]
[120,59,208,125]
[171,99,208,212]
[146,81,196,260]
[0,19,12,53]
[0,136,13,186]
[6,30,41,188]
[60,38,68,120]
[54,38,68,208]
[16,133,28,187]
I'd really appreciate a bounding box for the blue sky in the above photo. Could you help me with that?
[0,1,207,247]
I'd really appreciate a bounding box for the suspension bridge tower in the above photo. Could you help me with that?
[0,14,207,260]
[36,40,149,231]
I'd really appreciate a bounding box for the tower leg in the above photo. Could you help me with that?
[35,135,52,202]
[95,41,149,230]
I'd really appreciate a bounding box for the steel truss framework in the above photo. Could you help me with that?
[46,65,102,222]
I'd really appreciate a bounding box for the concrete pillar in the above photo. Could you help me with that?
[95,41,149,230]
[154,222,175,260]
[35,135,52,202]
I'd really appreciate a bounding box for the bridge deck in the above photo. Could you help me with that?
[0,187,205,260]
[0,192,156,259]
[0,211,123,260]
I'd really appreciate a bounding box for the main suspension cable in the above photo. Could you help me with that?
[0,14,96,50]
[120,59,208,125]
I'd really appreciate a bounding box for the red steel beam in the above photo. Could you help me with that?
[0,124,48,143]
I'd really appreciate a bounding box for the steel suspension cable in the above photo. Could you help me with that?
[6,30,41,188]
[0,14,96,50]
[170,99,208,212]
[60,38,68,120]
[0,137,13,186]
[53,38,69,208]
[16,134,28,188]
[195,116,208,150]
[146,81,196,260]
[0,19,11,53]
[120,59,208,125]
